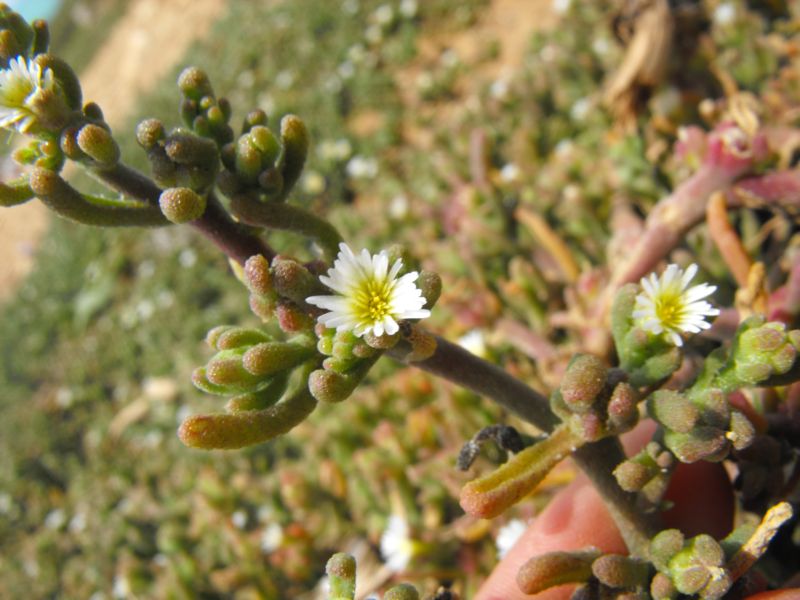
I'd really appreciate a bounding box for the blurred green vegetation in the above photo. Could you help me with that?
[1,0,797,597]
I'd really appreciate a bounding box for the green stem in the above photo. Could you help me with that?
[229,193,343,261]
[92,163,275,263]
[31,169,168,227]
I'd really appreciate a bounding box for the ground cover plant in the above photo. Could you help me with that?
[1,1,799,598]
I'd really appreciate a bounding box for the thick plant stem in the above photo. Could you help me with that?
[392,335,558,431]
[573,440,657,556]
[30,168,168,227]
[93,163,274,264]
[390,335,657,557]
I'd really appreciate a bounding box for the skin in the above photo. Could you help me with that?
[475,421,737,600]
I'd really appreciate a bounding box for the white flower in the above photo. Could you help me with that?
[0,56,56,133]
[632,263,720,347]
[380,514,415,572]
[307,243,430,337]
[713,3,736,26]
[345,155,378,179]
[260,522,284,553]
[458,329,487,358]
[496,519,527,559]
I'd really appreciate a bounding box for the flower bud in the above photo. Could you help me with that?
[243,109,268,132]
[275,300,314,333]
[308,368,359,403]
[417,270,442,308]
[560,354,606,413]
[76,123,120,166]
[82,101,104,122]
[384,584,420,600]
[271,256,326,305]
[719,317,800,389]
[212,326,271,350]
[326,553,356,600]
[136,118,165,149]
[0,7,33,61]
[667,534,730,597]
[592,554,649,589]
[249,125,280,164]
[164,129,219,168]
[225,372,289,412]
[650,529,684,571]
[158,187,206,223]
[648,390,698,434]
[241,341,314,376]
[177,66,214,101]
[31,18,48,54]
[664,426,729,463]
[235,134,263,183]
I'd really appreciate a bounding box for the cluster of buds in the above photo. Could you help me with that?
[215,103,309,204]
[549,354,638,442]
[713,316,800,390]
[614,440,675,508]
[309,326,382,404]
[649,530,732,599]
[178,321,317,449]
[650,387,755,464]
[515,502,794,599]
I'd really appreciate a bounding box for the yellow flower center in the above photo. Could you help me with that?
[654,291,683,330]
[353,277,393,323]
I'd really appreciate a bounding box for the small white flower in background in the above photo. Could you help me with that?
[260,522,284,553]
[570,97,591,121]
[399,0,418,18]
[633,263,720,347]
[380,514,416,572]
[489,77,510,101]
[373,4,394,27]
[496,518,527,559]
[44,508,67,530]
[389,194,409,219]
[231,510,248,529]
[112,575,131,599]
[308,243,430,337]
[275,69,295,90]
[713,2,736,26]
[458,329,488,358]
[499,162,520,183]
[552,0,571,15]
[0,56,57,133]
[345,155,378,179]
[302,170,326,195]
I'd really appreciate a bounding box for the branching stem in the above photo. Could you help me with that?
[92,163,274,263]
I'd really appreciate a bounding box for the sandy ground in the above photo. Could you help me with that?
[0,0,226,300]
